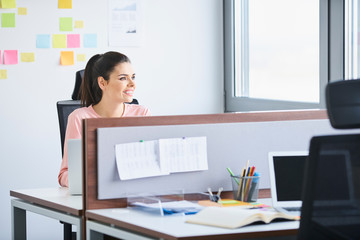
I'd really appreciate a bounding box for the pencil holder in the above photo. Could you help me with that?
[231,175,260,202]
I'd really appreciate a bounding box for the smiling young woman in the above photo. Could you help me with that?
[58,51,151,187]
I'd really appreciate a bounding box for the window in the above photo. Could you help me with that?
[224,0,344,112]
[344,0,359,79]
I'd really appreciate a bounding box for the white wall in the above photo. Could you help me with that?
[0,0,223,239]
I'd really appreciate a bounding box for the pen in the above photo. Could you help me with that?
[236,167,246,200]
[247,172,260,202]
[226,167,239,184]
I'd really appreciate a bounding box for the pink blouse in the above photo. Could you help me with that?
[58,104,151,187]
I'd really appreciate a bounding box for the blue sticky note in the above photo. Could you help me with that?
[36,34,51,48]
[83,34,97,48]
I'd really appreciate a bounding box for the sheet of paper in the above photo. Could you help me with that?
[20,53,35,62]
[108,0,142,46]
[159,137,208,173]
[60,17,73,31]
[83,34,97,48]
[53,34,67,48]
[67,34,80,48]
[115,140,169,180]
[0,0,16,8]
[36,34,51,48]
[58,0,72,9]
[4,50,18,65]
[60,51,74,65]
[1,13,15,27]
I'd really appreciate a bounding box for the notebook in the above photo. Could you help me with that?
[67,139,82,195]
[268,151,308,216]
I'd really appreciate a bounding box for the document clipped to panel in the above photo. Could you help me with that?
[115,136,208,180]
[115,140,169,180]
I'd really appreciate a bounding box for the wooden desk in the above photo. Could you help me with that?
[10,188,83,240]
[86,199,299,240]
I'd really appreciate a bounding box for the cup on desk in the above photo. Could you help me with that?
[231,175,260,202]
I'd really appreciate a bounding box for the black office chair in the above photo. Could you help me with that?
[297,79,360,239]
[326,79,360,129]
[298,134,360,240]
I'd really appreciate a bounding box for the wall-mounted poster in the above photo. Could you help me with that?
[108,0,142,47]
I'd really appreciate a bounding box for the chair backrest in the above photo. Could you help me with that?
[298,134,360,240]
[72,70,84,100]
[326,79,360,129]
[57,100,81,157]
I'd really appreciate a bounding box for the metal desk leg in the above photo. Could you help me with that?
[12,201,26,240]
[11,199,82,240]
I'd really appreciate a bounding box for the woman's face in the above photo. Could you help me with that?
[101,62,136,104]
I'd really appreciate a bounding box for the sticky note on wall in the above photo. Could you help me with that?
[60,51,74,65]
[77,54,86,62]
[21,53,35,62]
[60,17,73,31]
[83,34,97,48]
[4,50,18,65]
[53,34,67,48]
[18,7,27,15]
[58,0,72,9]
[67,34,80,48]
[0,0,16,8]
[36,34,51,48]
[0,70,7,79]
[74,20,84,29]
[1,13,15,27]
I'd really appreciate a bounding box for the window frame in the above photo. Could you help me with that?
[224,0,344,112]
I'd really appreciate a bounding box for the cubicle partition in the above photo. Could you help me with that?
[82,110,328,210]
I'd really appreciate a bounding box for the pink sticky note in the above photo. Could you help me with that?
[67,34,80,48]
[4,50,18,65]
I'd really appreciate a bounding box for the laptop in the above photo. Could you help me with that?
[67,139,82,195]
[268,151,308,216]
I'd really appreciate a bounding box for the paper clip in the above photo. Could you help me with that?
[207,187,223,202]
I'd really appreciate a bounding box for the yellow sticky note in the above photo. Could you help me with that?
[53,34,67,48]
[60,51,74,65]
[0,0,16,8]
[21,53,35,62]
[18,7,27,15]
[74,20,84,29]
[0,70,7,79]
[58,0,71,9]
[76,54,86,62]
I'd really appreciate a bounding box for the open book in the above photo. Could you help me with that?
[186,206,299,229]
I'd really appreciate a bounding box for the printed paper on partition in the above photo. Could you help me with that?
[108,0,142,46]
[115,137,208,181]
[159,137,208,173]
[115,140,169,180]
